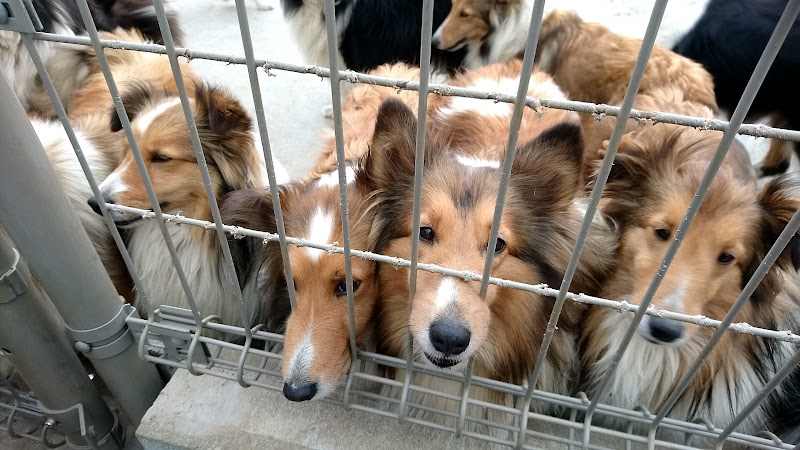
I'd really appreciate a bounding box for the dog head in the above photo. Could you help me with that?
[432,0,522,52]
[221,160,381,402]
[89,82,260,227]
[598,130,800,346]
[370,98,612,372]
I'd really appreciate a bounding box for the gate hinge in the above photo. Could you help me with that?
[0,248,27,304]
[0,0,43,33]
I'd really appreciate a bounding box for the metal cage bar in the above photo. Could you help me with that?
[150,0,255,339]
[73,0,206,329]
[322,0,360,394]
[581,0,800,446]
[398,0,436,422]
[232,0,298,312]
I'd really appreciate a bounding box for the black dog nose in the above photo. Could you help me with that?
[429,320,471,356]
[283,381,317,402]
[648,317,683,343]
[87,196,113,216]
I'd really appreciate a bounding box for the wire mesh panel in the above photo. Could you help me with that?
[1,0,799,448]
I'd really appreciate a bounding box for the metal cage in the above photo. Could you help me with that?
[0,0,799,449]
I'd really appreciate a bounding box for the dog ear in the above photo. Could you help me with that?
[220,188,281,287]
[511,122,583,212]
[745,177,800,304]
[110,81,158,132]
[363,98,420,191]
[194,84,258,193]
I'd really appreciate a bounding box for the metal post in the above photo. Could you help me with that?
[0,230,123,449]
[0,72,163,424]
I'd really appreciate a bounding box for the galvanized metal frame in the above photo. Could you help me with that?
[2,0,799,448]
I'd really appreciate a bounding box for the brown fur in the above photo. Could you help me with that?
[580,122,800,439]
[310,63,424,179]
[67,28,198,119]
[432,0,497,50]
[536,10,717,109]
[372,75,617,422]
[221,64,423,399]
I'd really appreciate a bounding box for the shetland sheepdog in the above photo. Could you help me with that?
[221,63,423,402]
[672,0,800,177]
[579,87,800,443]
[86,81,289,335]
[279,0,466,74]
[29,112,132,299]
[372,61,617,431]
[1,0,181,117]
[67,27,198,118]
[431,0,534,69]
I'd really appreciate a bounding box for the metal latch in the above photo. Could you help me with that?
[0,248,27,303]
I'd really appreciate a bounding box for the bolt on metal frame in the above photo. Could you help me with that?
[1,0,799,448]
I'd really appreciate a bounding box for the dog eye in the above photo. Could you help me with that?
[151,154,172,163]
[717,252,735,265]
[654,228,670,241]
[493,237,506,254]
[459,10,469,17]
[419,226,435,242]
[334,279,361,297]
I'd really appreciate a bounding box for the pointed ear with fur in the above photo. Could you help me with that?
[220,188,281,287]
[194,84,258,192]
[511,122,584,213]
[363,98,420,191]
[746,177,800,303]
[110,81,158,132]
[591,136,650,222]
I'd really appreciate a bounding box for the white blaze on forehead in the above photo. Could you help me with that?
[435,278,458,311]
[315,166,356,188]
[456,155,501,169]
[661,279,687,313]
[438,77,519,118]
[134,98,182,134]
[98,170,126,197]
[306,208,334,262]
[286,330,314,381]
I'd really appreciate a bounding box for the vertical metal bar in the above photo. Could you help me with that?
[150,0,254,338]
[399,0,435,422]
[649,208,800,436]
[0,232,122,449]
[0,71,163,424]
[716,348,800,446]
[321,0,360,406]
[18,34,154,318]
[74,0,204,328]
[476,0,548,440]
[581,1,799,447]
[516,1,671,448]
[232,0,298,312]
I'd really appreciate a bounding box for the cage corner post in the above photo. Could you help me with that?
[0,72,164,425]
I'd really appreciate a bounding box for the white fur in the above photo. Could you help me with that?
[455,155,501,169]
[588,309,792,442]
[305,209,334,262]
[315,166,356,188]
[434,277,457,311]
[98,171,127,197]
[283,0,348,69]
[285,330,315,382]
[462,0,535,69]
[134,98,182,134]
[437,78,519,118]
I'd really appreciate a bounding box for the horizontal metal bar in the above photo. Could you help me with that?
[25,32,800,143]
[113,203,800,344]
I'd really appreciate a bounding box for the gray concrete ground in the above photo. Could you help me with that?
[0,0,789,448]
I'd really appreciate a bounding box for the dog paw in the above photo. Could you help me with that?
[322,104,334,119]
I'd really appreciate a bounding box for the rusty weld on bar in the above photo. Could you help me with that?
[107,203,800,345]
[123,314,793,450]
[28,32,800,144]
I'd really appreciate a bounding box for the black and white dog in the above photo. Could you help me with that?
[673,0,800,176]
[0,0,182,116]
[281,0,466,75]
